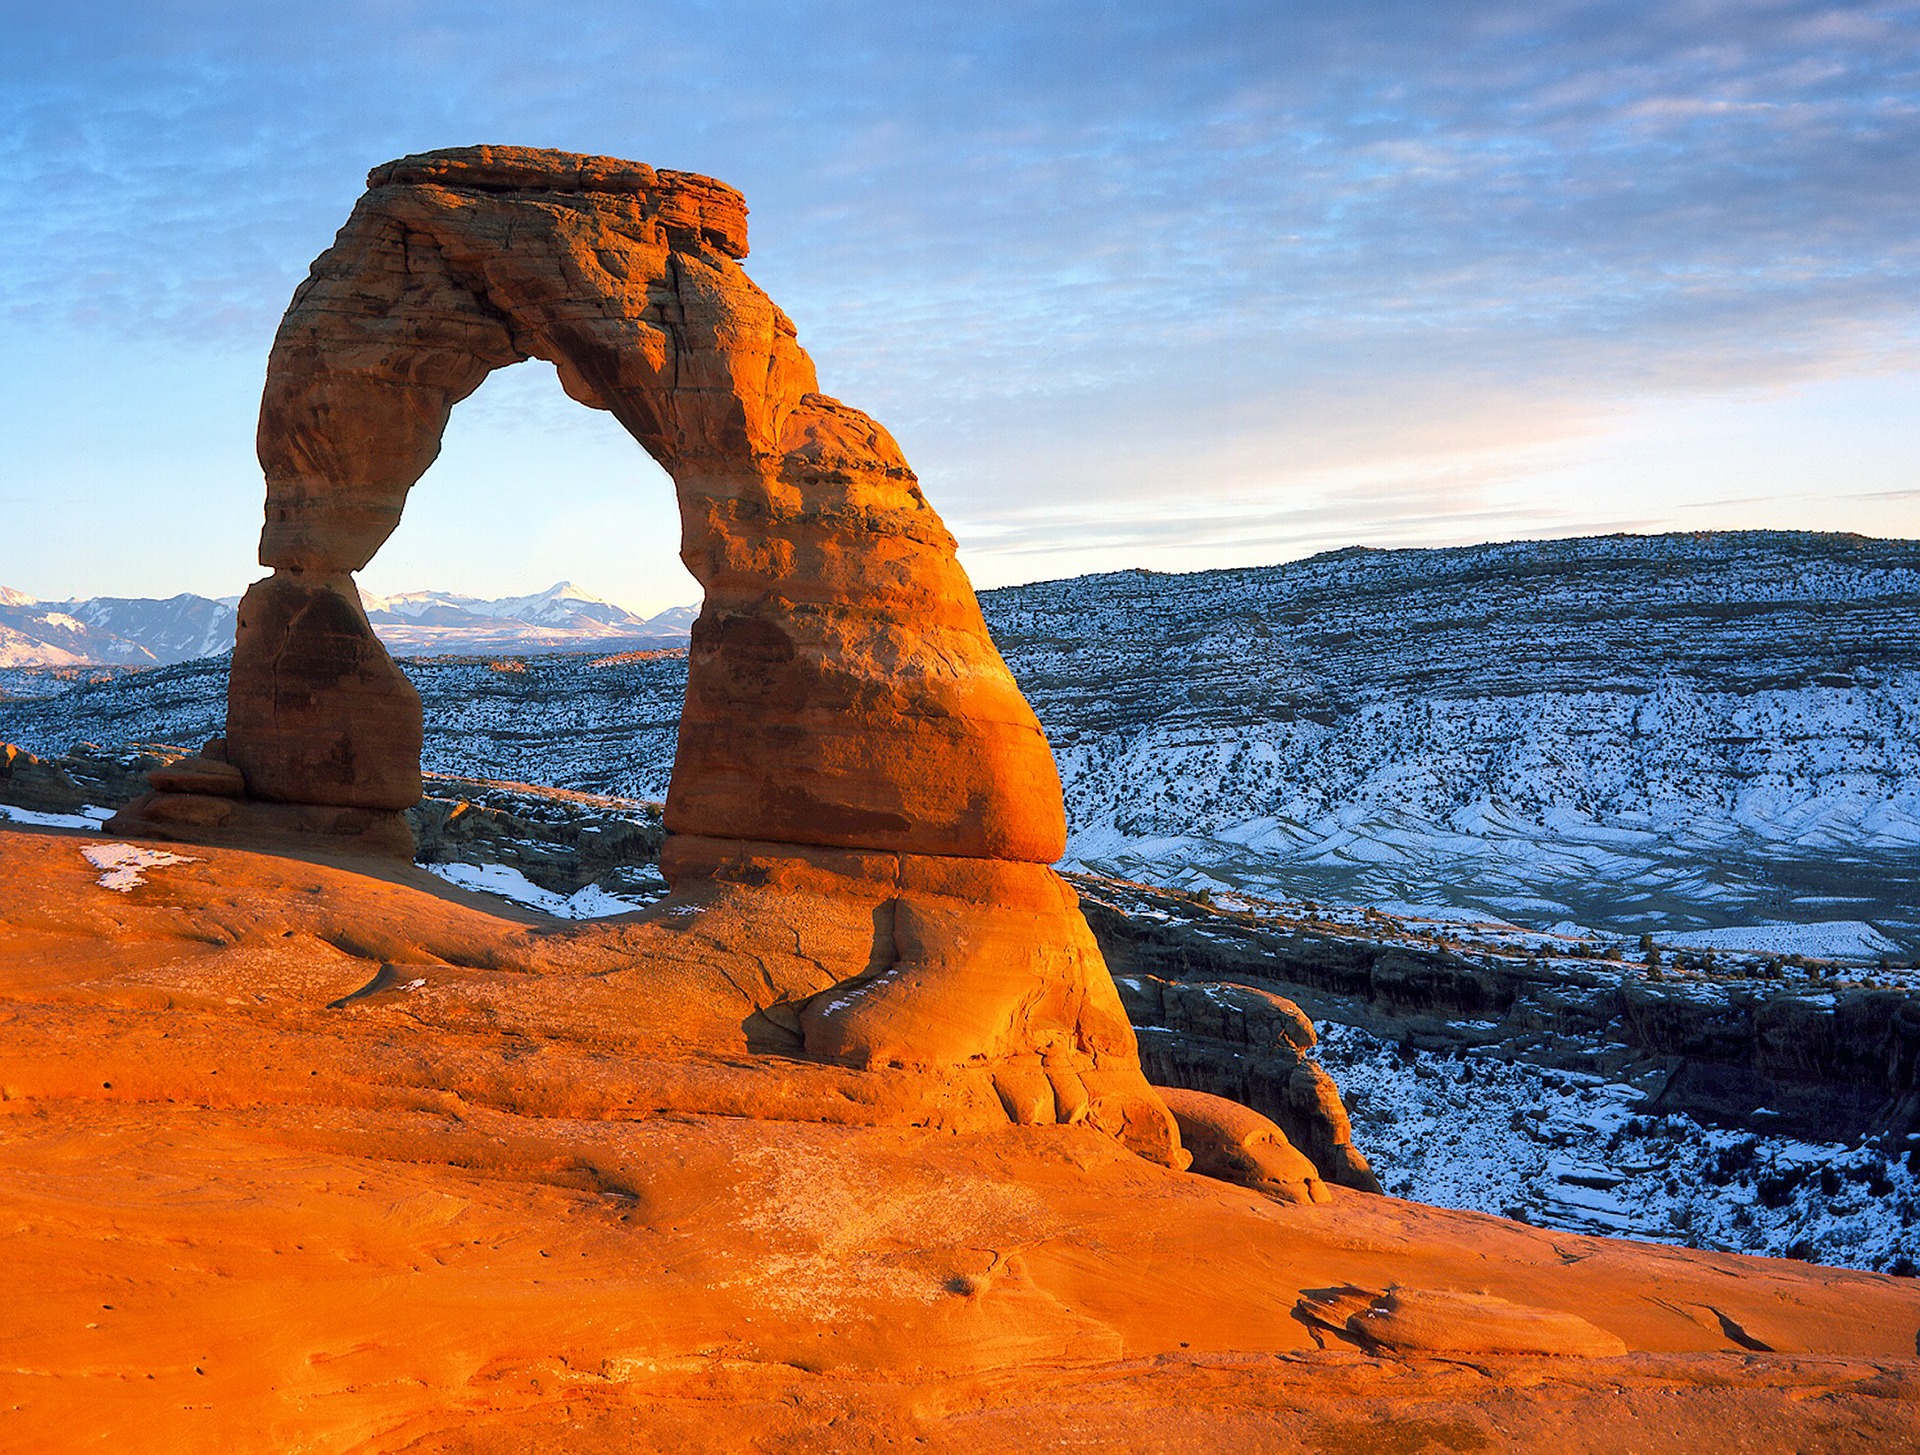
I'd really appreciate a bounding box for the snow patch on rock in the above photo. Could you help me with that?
[81,842,197,891]
[0,803,110,831]
[426,861,653,920]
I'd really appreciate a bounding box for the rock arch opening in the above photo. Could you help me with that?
[353,357,699,635]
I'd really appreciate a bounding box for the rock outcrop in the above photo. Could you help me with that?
[2,742,191,816]
[0,743,85,813]
[226,575,424,811]
[1298,1286,1631,1358]
[1157,1085,1331,1205]
[224,145,1062,863]
[1115,970,1380,1191]
[108,146,1179,1163]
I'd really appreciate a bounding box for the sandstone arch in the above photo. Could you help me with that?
[141,147,1180,1163]
[224,146,1064,863]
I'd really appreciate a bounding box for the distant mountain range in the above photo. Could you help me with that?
[358,583,694,655]
[0,582,694,665]
[0,589,236,667]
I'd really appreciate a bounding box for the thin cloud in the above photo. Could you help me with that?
[1841,486,1920,501]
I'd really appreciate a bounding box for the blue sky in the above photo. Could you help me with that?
[1,1,1915,611]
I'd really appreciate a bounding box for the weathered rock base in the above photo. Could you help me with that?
[225,572,424,811]
[658,833,1184,1167]
[105,791,415,859]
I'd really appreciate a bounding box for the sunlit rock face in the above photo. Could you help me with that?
[191,147,1180,1163]
[226,573,422,810]
[235,145,1064,863]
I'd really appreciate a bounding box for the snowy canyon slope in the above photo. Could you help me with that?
[5,531,1916,951]
[994,531,1920,957]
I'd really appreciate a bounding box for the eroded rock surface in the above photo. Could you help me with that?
[0,742,87,813]
[6,824,1920,1453]
[108,146,1177,1161]
[235,145,1061,862]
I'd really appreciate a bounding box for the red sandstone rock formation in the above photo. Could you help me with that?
[5,824,1919,1452]
[237,145,1061,862]
[117,146,1177,1161]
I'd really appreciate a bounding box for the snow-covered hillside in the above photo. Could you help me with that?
[0,651,687,800]
[1083,872,1920,1275]
[5,530,1915,950]
[986,531,1920,955]
[1319,1021,1920,1273]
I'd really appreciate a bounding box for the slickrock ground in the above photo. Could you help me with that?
[5,822,1919,1452]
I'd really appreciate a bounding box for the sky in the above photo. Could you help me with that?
[1,1,1915,614]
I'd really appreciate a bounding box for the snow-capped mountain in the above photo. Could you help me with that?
[0,592,237,667]
[0,582,696,664]
[635,604,699,635]
[483,581,646,629]
[356,581,691,654]
[355,589,493,622]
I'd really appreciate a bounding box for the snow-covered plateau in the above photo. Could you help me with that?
[992,530,1920,956]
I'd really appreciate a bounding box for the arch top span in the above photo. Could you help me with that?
[367,147,752,255]
[230,146,1068,865]
[257,146,808,575]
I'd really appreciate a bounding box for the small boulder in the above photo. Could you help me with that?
[1347,1286,1628,1357]
[0,742,85,813]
